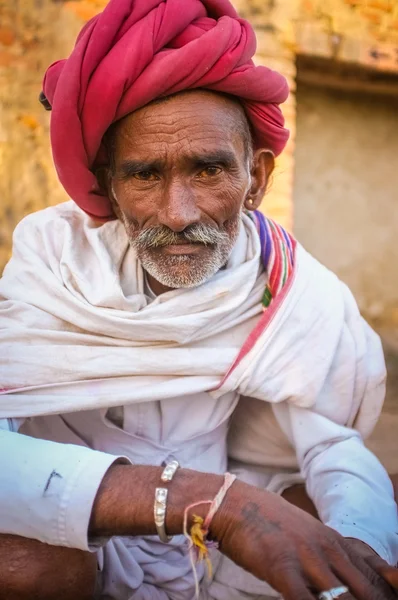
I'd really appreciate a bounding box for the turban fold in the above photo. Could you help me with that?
[42,0,290,220]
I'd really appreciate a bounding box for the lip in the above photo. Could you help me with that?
[160,243,205,256]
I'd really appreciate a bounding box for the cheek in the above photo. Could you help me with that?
[195,178,247,223]
[112,181,159,225]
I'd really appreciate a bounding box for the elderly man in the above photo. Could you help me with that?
[0,1,397,599]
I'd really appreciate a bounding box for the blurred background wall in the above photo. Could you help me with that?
[0,0,397,464]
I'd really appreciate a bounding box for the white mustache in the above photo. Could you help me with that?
[132,224,230,249]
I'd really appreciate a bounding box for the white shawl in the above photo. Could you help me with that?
[1,201,397,571]
[0,201,385,437]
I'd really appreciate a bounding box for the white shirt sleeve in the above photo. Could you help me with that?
[0,419,127,551]
[273,405,398,565]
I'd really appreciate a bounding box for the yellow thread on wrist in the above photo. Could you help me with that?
[190,515,213,577]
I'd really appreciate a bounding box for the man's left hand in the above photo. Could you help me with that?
[345,538,398,593]
[282,484,398,596]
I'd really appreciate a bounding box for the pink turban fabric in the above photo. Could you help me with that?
[42,0,290,220]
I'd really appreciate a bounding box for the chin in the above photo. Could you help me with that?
[142,253,219,289]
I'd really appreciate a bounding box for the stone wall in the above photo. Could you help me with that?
[234,0,398,230]
[294,84,398,324]
[1,0,398,270]
[295,0,398,72]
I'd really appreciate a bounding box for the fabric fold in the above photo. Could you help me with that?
[41,0,289,219]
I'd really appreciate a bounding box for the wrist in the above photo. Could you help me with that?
[90,464,224,539]
[165,468,224,535]
[90,464,164,537]
[209,480,280,549]
[208,477,243,544]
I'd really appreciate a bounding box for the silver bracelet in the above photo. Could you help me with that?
[154,459,180,543]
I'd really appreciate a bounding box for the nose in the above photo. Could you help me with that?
[158,180,201,232]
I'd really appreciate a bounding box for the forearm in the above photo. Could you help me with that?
[0,428,124,549]
[278,401,398,565]
[89,464,224,538]
[305,435,398,564]
[0,424,226,548]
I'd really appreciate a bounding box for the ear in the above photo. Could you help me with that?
[244,150,275,211]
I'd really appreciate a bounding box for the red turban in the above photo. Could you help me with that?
[42,0,289,220]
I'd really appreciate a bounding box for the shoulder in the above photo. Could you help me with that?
[294,243,364,331]
[11,201,92,253]
[14,201,85,235]
[8,201,126,276]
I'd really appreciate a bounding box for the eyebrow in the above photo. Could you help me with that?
[117,150,238,178]
[118,159,163,178]
[189,150,237,169]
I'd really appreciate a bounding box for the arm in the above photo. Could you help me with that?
[0,421,222,546]
[0,420,102,599]
[271,287,398,565]
[0,423,122,549]
[92,463,398,600]
[89,463,223,537]
[273,400,398,564]
[301,417,397,563]
[1,423,398,600]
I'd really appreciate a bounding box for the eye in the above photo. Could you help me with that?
[133,171,159,181]
[196,166,222,179]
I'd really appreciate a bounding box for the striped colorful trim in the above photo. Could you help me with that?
[213,212,297,391]
[247,210,296,309]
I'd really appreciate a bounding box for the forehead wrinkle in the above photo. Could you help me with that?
[119,131,244,169]
[118,93,247,137]
[121,138,240,165]
[109,90,251,169]
[117,120,241,161]
[120,116,238,147]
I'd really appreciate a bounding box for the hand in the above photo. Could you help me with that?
[211,481,398,600]
[345,539,398,591]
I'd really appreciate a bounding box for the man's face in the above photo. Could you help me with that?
[108,91,253,289]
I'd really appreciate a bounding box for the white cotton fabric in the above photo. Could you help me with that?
[0,203,266,415]
[0,202,397,600]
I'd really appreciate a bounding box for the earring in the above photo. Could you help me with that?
[247,198,254,206]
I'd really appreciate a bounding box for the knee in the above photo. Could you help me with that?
[0,534,97,600]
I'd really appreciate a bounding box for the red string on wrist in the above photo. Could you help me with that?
[183,473,237,598]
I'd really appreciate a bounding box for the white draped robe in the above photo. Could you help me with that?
[0,202,396,599]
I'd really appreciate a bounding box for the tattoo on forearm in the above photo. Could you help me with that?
[241,502,281,537]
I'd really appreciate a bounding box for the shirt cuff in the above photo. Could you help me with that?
[0,429,129,551]
[60,450,130,551]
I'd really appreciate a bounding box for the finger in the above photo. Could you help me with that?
[365,555,398,590]
[294,543,355,599]
[344,542,398,597]
[332,552,397,600]
[303,559,355,600]
[276,570,319,600]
